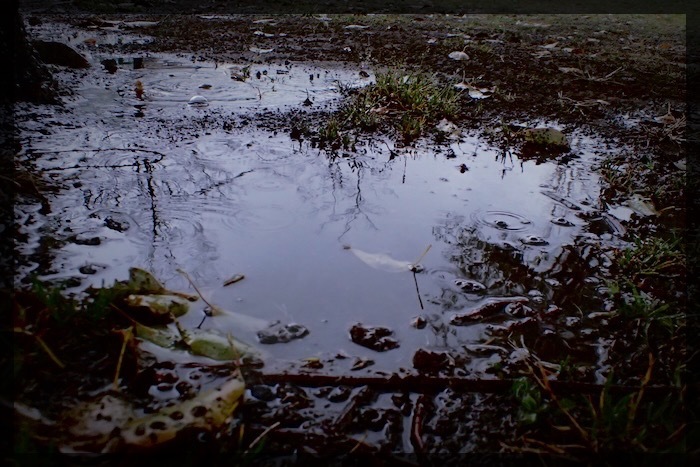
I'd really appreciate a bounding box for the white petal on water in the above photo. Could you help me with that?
[347,247,414,273]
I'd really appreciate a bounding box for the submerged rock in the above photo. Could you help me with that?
[412,348,454,373]
[450,297,529,325]
[454,279,487,293]
[349,324,399,351]
[257,322,309,344]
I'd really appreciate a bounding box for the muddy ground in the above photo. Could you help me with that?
[8,11,693,463]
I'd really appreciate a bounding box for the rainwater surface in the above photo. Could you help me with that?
[15,47,627,377]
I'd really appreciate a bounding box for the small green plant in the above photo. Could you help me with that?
[398,114,424,143]
[29,279,77,325]
[317,70,462,148]
[512,376,547,424]
[509,357,687,456]
[617,234,685,281]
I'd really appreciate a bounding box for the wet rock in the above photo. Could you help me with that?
[349,324,399,352]
[411,315,427,329]
[356,408,386,431]
[257,322,309,344]
[454,278,486,293]
[250,385,276,402]
[33,40,90,69]
[104,216,130,232]
[521,235,548,245]
[551,216,574,226]
[504,301,534,317]
[71,235,101,246]
[327,386,352,403]
[351,358,374,370]
[450,297,529,325]
[412,348,454,373]
[79,264,106,275]
[101,59,118,74]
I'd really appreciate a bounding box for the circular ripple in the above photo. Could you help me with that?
[214,202,298,233]
[473,210,532,231]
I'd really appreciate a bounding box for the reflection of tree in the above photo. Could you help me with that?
[322,155,380,240]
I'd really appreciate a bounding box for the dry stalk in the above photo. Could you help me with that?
[626,352,655,433]
[176,268,224,315]
[112,326,133,390]
[528,361,594,451]
[13,327,65,369]
[243,421,281,456]
[348,433,369,454]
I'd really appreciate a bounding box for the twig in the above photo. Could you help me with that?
[176,268,223,315]
[626,352,655,432]
[529,362,593,450]
[257,371,679,397]
[13,328,65,369]
[348,433,369,454]
[243,421,280,456]
[410,394,429,453]
[112,326,133,390]
[412,244,432,265]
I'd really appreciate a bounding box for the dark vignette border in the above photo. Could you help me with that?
[5,0,698,464]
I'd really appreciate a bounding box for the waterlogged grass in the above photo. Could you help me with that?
[608,232,686,334]
[509,361,687,457]
[317,71,462,148]
[506,230,689,457]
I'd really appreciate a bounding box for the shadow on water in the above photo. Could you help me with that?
[14,47,630,380]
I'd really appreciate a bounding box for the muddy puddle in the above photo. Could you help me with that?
[10,14,689,457]
[14,36,632,380]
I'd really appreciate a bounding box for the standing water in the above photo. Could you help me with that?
[15,47,626,377]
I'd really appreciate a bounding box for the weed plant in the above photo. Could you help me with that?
[317,71,462,148]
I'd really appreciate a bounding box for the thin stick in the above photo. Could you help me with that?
[626,352,655,432]
[14,328,65,369]
[243,421,281,455]
[348,433,369,454]
[412,244,432,265]
[412,271,424,310]
[176,268,223,315]
[113,327,133,390]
